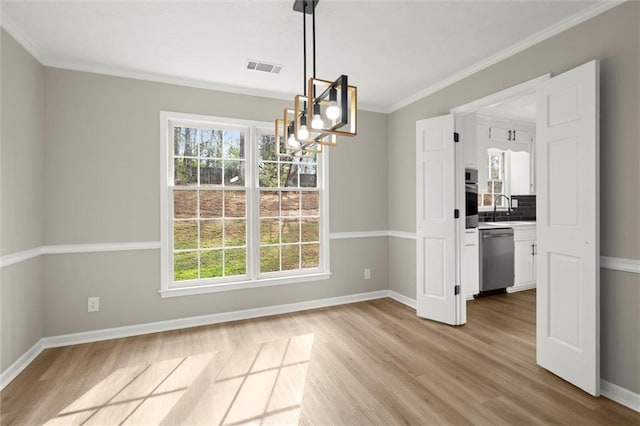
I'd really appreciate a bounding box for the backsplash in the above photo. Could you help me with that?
[479,195,536,222]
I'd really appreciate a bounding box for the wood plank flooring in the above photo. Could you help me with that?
[2,290,639,425]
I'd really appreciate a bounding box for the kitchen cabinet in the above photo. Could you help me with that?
[488,125,511,143]
[477,114,536,195]
[462,229,479,297]
[489,126,533,145]
[513,227,536,290]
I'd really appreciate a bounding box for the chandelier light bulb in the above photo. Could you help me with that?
[311,114,324,129]
[326,101,340,120]
[298,124,309,140]
[287,132,300,148]
[311,102,323,129]
[325,87,340,120]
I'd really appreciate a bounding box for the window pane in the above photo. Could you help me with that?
[281,245,300,271]
[302,244,319,269]
[301,218,319,243]
[174,251,198,281]
[281,191,300,216]
[174,127,198,157]
[200,220,222,249]
[225,248,246,275]
[174,158,197,186]
[299,164,317,188]
[223,160,245,186]
[490,154,501,179]
[260,191,279,217]
[200,190,222,218]
[493,181,503,194]
[482,194,492,206]
[174,221,198,250]
[224,191,246,218]
[200,250,223,278]
[279,163,298,187]
[200,129,222,158]
[174,190,197,219]
[258,133,277,161]
[281,219,300,244]
[223,131,245,159]
[301,192,319,216]
[224,219,246,247]
[259,161,279,187]
[260,246,280,273]
[200,159,222,186]
[260,219,279,244]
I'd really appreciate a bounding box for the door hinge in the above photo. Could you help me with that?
[453,132,459,143]
[454,209,460,219]
[454,285,460,295]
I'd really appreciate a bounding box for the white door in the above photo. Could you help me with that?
[536,60,600,395]
[416,115,464,325]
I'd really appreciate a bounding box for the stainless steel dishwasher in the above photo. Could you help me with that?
[479,227,515,292]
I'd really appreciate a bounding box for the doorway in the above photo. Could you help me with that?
[439,62,601,395]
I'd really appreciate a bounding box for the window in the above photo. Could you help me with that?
[160,112,329,297]
[479,150,507,209]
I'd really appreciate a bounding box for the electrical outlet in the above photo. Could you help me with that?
[364,268,371,280]
[88,297,100,312]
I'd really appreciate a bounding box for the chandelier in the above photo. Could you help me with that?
[275,0,357,158]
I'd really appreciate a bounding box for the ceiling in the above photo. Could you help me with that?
[1,0,613,112]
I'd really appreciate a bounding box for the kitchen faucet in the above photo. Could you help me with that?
[493,194,511,222]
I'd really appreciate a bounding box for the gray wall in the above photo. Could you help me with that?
[42,68,389,335]
[388,3,640,393]
[0,30,45,371]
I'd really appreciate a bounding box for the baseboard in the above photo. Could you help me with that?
[1,289,388,390]
[0,340,45,390]
[601,379,640,413]
[388,290,417,309]
[507,283,537,293]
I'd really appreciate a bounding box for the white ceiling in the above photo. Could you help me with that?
[1,0,613,112]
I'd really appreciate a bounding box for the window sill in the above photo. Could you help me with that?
[159,272,332,298]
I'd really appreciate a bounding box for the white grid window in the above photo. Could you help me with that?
[160,113,330,297]
[479,150,507,209]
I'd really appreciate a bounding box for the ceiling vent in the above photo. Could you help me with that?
[246,59,282,74]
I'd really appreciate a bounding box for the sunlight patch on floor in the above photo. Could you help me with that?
[43,334,315,425]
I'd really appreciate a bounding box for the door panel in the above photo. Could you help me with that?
[416,114,462,325]
[536,60,599,396]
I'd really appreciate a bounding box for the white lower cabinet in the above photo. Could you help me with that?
[513,227,536,290]
[463,229,479,297]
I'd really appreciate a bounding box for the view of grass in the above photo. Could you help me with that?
[172,128,321,282]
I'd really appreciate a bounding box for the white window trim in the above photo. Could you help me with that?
[159,111,331,298]
[479,149,510,212]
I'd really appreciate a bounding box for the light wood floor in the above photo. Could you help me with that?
[2,290,639,425]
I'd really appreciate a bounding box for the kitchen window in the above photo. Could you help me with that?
[479,150,507,209]
[160,112,330,297]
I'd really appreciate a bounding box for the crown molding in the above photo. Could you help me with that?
[0,9,47,64]
[387,0,626,113]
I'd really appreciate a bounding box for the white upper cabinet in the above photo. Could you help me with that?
[489,125,511,143]
[512,129,533,144]
[476,114,536,195]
